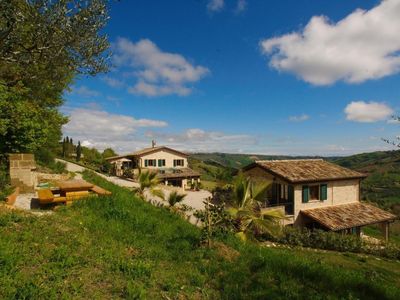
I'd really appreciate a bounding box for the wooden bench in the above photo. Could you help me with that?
[38,189,68,205]
[5,187,20,205]
[90,185,112,196]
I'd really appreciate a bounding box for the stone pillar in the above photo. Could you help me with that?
[165,180,168,186]
[9,153,37,193]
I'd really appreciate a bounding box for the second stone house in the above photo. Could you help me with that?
[243,159,397,241]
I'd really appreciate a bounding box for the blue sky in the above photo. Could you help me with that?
[63,0,400,156]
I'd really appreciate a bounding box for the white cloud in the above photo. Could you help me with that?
[71,86,100,97]
[289,114,310,122]
[101,76,124,88]
[145,128,257,152]
[207,0,224,12]
[344,101,393,122]
[63,109,168,150]
[260,0,400,85]
[235,0,247,13]
[113,38,209,97]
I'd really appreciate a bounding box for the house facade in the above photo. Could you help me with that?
[243,159,397,240]
[106,145,200,189]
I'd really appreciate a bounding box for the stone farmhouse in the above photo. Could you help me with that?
[106,144,200,190]
[243,159,397,241]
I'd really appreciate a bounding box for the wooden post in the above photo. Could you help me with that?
[380,222,390,243]
[384,222,389,243]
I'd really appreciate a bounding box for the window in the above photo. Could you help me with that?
[158,159,165,167]
[309,185,319,200]
[173,159,184,167]
[302,184,328,202]
[144,159,156,167]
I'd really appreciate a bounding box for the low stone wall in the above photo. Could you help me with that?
[9,153,37,193]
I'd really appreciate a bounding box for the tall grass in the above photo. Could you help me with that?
[0,170,399,299]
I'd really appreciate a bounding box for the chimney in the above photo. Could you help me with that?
[151,140,156,148]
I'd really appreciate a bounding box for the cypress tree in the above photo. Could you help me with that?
[76,141,82,162]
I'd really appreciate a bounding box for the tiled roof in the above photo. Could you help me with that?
[155,168,200,179]
[106,146,188,160]
[244,159,366,183]
[301,202,397,231]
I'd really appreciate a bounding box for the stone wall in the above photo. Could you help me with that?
[9,153,37,193]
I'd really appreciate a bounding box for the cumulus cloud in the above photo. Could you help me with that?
[207,0,224,12]
[289,114,310,122]
[70,85,100,97]
[145,128,257,152]
[63,109,168,150]
[101,76,124,88]
[260,0,400,85]
[113,38,209,97]
[344,101,393,122]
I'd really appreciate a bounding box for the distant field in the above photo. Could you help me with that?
[1,171,399,299]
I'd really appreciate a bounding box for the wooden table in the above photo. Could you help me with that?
[57,179,94,200]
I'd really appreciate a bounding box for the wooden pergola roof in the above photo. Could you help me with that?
[156,168,200,180]
[301,202,397,231]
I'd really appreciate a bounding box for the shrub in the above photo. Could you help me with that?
[275,227,400,260]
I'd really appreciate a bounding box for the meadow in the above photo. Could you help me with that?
[0,171,399,299]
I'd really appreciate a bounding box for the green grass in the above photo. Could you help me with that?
[0,171,399,299]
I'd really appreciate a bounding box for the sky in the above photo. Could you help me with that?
[62,0,400,156]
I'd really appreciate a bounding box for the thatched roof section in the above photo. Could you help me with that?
[244,159,366,183]
[301,202,397,231]
[156,168,200,180]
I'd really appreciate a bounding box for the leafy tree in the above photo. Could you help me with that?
[102,148,117,159]
[76,141,81,162]
[382,116,400,148]
[0,0,110,155]
[227,174,284,241]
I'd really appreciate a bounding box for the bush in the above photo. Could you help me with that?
[275,227,400,260]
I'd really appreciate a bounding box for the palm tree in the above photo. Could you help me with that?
[166,191,186,207]
[134,171,164,200]
[227,174,284,241]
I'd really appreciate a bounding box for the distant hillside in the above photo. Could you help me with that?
[190,152,322,170]
[331,150,400,212]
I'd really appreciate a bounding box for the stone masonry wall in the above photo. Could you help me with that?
[9,153,37,193]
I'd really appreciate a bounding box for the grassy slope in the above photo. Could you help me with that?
[0,172,400,299]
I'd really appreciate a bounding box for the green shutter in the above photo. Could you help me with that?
[144,159,148,167]
[288,185,294,202]
[320,184,327,201]
[173,160,176,167]
[302,185,309,203]
[158,159,161,167]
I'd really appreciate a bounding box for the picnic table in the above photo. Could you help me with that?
[37,179,111,206]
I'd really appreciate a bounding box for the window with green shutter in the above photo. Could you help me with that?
[144,159,148,167]
[302,185,309,203]
[320,184,328,201]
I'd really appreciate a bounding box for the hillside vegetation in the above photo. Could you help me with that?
[1,172,400,299]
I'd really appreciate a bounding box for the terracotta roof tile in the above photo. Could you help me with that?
[301,202,397,231]
[246,159,366,183]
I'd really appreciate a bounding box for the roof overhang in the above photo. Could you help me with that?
[242,162,367,184]
[300,202,397,231]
